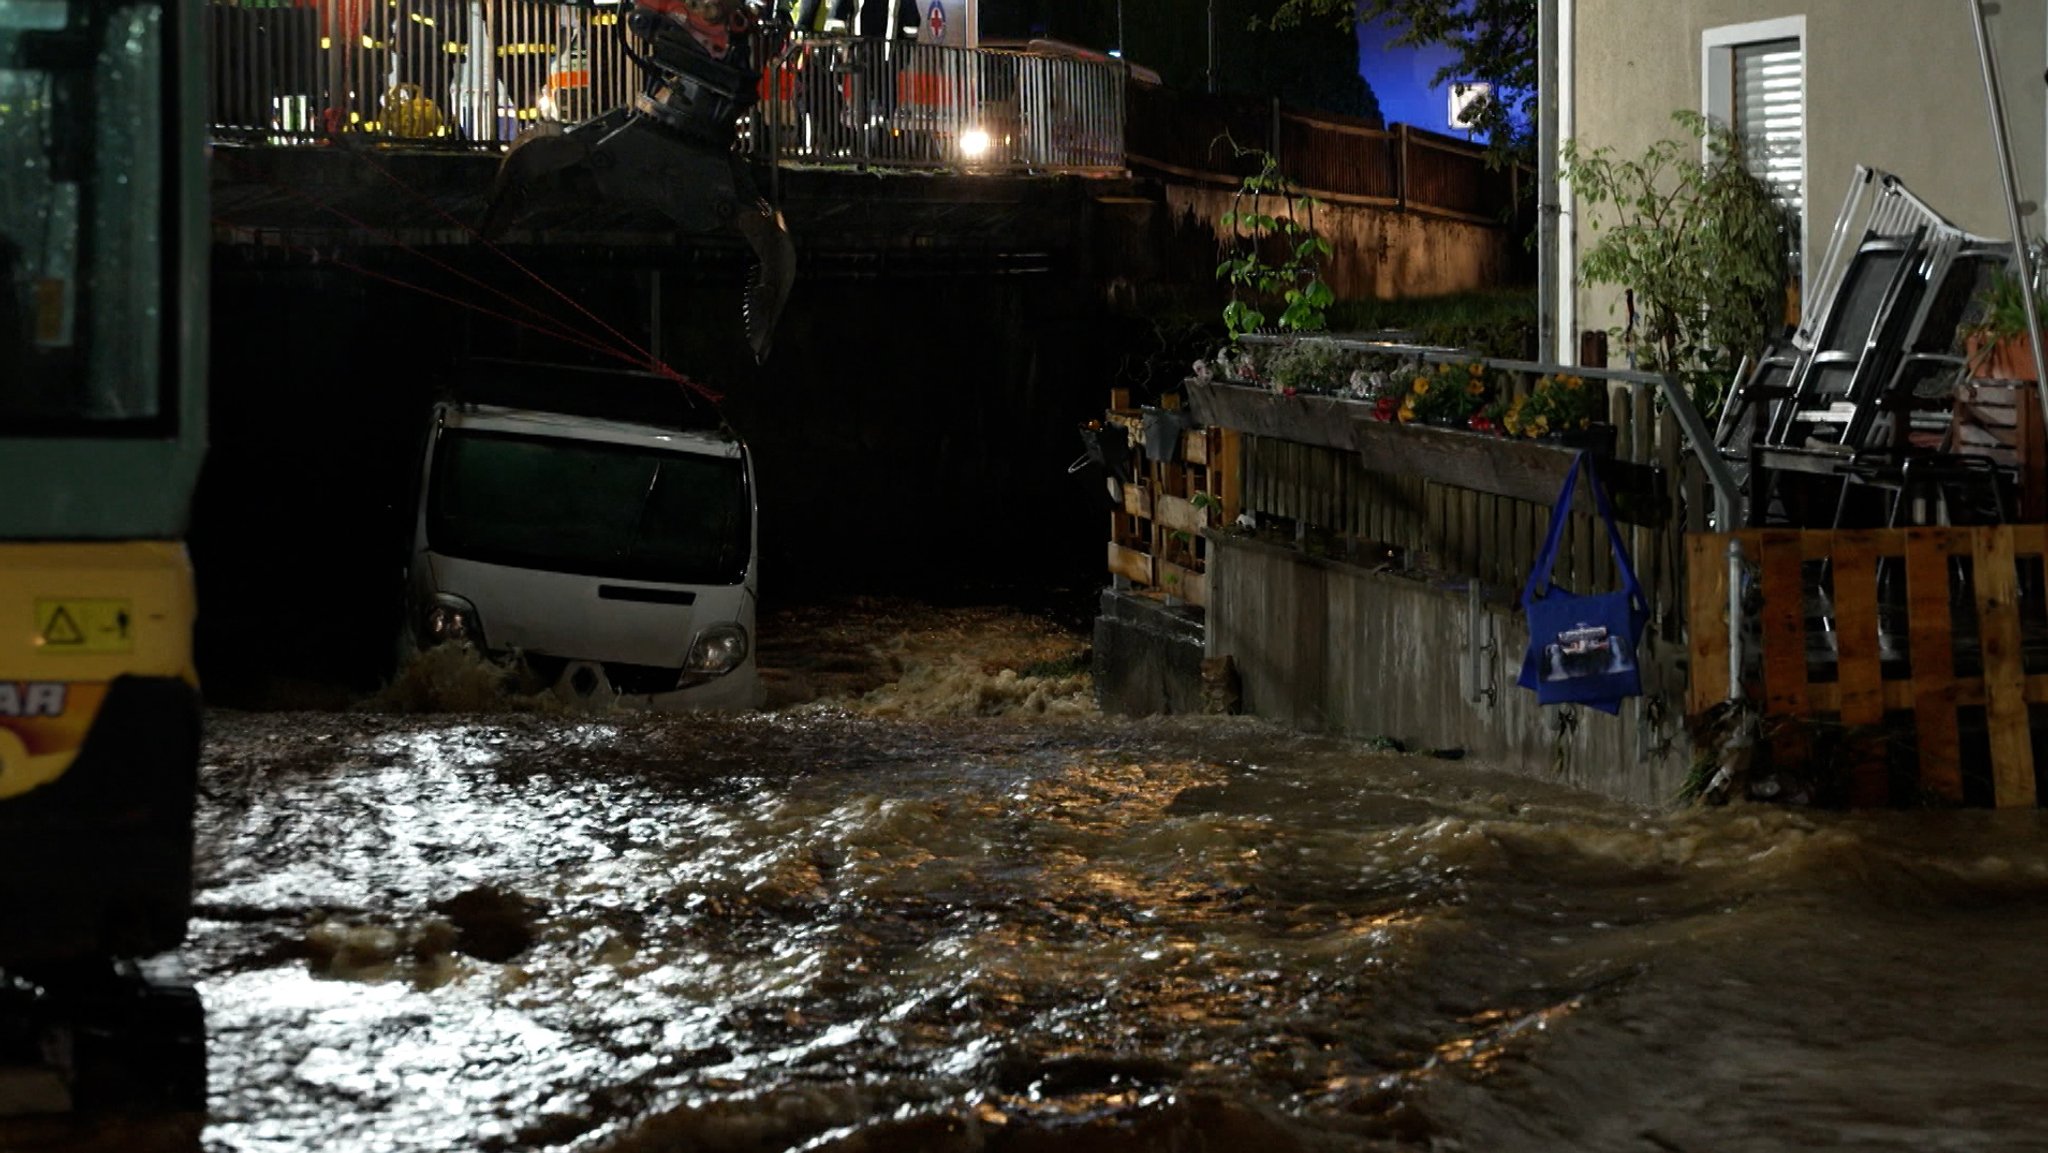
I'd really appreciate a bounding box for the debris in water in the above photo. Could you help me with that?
[432,885,544,962]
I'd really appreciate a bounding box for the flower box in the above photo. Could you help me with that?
[1184,378,1364,451]
[1186,378,1665,525]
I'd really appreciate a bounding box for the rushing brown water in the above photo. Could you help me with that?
[180,600,2048,1153]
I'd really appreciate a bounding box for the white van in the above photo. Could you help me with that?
[401,366,763,710]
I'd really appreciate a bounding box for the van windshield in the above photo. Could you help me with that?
[427,429,751,586]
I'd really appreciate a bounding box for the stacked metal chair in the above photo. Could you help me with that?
[1718,166,2018,529]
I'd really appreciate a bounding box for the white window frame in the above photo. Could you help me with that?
[1703,15,1808,307]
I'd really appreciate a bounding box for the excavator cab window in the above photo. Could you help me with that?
[0,0,168,427]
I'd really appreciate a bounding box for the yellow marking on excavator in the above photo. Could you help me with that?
[34,599,134,654]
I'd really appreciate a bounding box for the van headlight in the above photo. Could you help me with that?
[683,624,748,677]
[422,595,483,649]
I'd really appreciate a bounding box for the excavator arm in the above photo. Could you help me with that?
[480,0,797,362]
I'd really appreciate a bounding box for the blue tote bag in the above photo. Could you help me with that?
[1517,452,1648,715]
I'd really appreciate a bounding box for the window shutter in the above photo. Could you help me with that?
[1733,38,1804,216]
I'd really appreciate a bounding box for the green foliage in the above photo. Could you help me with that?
[1215,144,1336,340]
[1968,266,2047,344]
[1264,0,1536,164]
[1327,289,1538,359]
[1563,110,1791,413]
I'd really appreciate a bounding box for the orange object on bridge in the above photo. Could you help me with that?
[895,69,950,108]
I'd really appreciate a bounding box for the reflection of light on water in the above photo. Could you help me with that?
[202,967,622,1153]
[193,713,1536,1150]
[1429,996,1588,1078]
[193,695,2048,1153]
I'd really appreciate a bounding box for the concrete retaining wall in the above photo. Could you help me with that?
[1205,532,1693,808]
[1093,589,1209,717]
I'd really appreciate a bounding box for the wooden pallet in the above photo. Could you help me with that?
[1104,390,1240,608]
[1686,527,2048,808]
[1947,380,2047,519]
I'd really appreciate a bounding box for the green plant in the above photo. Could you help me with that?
[1501,373,1602,439]
[1261,337,1367,395]
[1967,267,2047,345]
[1563,110,1792,415]
[1397,361,1493,425]
[1215,143,1336,340]
[1963,268,2048,378]
[1330,290,1539,360]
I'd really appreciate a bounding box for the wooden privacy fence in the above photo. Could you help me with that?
[1123,82,1526,225]
[1686,527,2048,809]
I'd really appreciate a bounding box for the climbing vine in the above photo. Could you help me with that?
[1214,142,1336,340]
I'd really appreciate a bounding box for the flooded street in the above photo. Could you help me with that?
[182,601,2048,1153]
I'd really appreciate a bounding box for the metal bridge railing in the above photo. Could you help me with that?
[205,0,1127,173]
[207,0,635,147]
[747,38,1124,173]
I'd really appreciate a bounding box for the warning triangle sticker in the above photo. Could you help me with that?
[42,606,85,645]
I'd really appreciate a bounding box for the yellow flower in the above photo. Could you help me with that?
[1414,379,1431,396]
[1466,381,1485,396]
[1532,417,1550,435]
[1565,377,1584,391]
[1468,363,1484,376]
[1398,409,1416,423]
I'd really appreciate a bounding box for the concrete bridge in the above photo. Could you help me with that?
[197,4,1528,700]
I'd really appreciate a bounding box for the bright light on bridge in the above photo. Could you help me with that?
[958,127,992,159]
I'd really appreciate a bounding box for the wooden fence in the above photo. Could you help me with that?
[1686,527,2048,809]
[1124,82,1526,225]
[1215,379,1708,642]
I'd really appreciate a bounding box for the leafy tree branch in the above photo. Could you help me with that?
[1563,110,1791,412]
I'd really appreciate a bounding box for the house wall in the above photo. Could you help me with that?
[1568,0,2047,341]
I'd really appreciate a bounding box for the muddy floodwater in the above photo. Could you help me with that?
[181,600,2048,1153]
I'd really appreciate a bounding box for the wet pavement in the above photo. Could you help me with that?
[156,599,2048,1151]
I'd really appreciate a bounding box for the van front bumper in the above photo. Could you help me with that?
[545,656,765,712]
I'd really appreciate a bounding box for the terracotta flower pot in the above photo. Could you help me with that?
[1966,332,2043,382]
